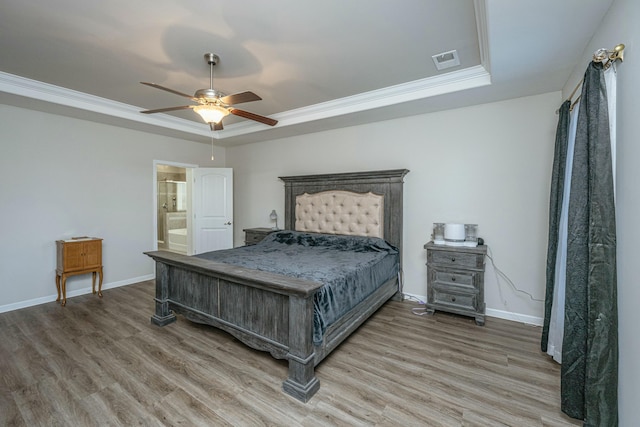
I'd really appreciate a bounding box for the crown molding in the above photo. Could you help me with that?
[474,0,491,73]
[1,62,491,141]
[220,64,491,138]
[0,71,212,137]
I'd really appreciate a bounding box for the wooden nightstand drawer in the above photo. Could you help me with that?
[432,288,477,312]
[245,232,265,245]
[433,269,476,289]
[243,227,274,246]
[429,250,482,269]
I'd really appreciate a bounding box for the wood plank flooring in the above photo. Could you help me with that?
[0,281,581,426]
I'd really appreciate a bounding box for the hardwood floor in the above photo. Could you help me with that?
[0,281,580,426]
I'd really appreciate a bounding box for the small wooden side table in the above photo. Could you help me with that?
[243,227,276,245]
[55,237,103,306]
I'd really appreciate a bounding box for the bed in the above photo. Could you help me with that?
[145,169,409,402]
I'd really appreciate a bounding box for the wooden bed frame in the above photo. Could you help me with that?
[145,169,409,402]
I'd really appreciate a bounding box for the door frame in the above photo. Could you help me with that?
[152,160,198,252]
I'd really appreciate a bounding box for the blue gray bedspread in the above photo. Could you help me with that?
[195,230,399,344]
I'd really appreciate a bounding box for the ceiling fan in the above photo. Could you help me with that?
[140,53,278,131]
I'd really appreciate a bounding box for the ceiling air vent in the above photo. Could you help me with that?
[431,49,460,71]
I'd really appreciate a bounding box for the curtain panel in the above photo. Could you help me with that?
[542,100,570,353]
[543,61,618,427]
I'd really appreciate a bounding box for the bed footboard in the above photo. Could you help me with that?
[146,250,323,402]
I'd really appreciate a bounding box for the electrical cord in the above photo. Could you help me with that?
[403,294,425,304]
[401,294,433,316]
[411,307,432,316]
[485,246,544,303]
[399,271,433,316]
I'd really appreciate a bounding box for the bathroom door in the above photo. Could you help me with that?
[188,168,233,255]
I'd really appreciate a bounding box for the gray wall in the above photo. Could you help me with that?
[0,104,223,309]
[226,91,560,324]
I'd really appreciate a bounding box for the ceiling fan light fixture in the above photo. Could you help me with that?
[193,104,230,124]
[141,53,277,128]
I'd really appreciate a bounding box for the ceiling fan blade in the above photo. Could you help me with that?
[210,122,223,131]
[229,108,278,126]
[140,82,197,101]
[140,105,194,114]
[219,91,262,105]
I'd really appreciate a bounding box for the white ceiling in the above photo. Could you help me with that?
[0,0,613,147]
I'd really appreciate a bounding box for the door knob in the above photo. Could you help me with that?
[225,221,232,225]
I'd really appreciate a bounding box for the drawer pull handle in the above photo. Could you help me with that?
[451,277,456,281]
[451,296,456,302]
[451,257,456,262]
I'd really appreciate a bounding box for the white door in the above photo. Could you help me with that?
[188,168,233,255]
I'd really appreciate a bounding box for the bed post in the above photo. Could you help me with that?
[282,295,320,402]
[151,261,177,326]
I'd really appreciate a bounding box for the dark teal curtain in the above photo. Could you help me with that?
[561,61,618,426]
[541,100,570,353]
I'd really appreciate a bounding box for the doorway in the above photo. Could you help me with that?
[153,161,234,256]
[156,164,189,254]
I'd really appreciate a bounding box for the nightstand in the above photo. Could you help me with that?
[56,237,104,306]
[424,242,487,325]
[243,227,275,245]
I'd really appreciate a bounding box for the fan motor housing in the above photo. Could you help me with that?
[195,88,224,103]
[204,53,219,65]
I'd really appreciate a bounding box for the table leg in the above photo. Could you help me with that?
[61,275,67,306]
[55,274,61,303]
[97,267,103,298]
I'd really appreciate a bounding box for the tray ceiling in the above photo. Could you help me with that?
[0,0,613,146]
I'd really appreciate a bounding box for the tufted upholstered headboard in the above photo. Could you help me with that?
[279,169,409,256]
[295,190,384,238]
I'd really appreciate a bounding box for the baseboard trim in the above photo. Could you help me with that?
[485,308,543,326]
[3,281,545,327]
[0,274,155,313]
[402,292,543,326]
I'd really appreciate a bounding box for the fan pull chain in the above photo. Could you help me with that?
[211,134,215,161]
